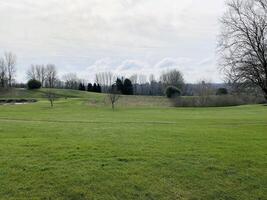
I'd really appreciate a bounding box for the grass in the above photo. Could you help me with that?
[0,89,266,199]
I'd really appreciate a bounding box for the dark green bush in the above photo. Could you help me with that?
[172,95,264,107]
[27,79,41,90]
[216,88,228,95]
[165,86,181,98]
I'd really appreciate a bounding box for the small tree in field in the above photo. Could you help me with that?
[46,90,56,108]
[108,84,120,111]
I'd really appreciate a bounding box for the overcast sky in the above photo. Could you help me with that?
[0,0,226,83]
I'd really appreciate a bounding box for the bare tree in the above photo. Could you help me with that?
[219,0,267,100]
[4,52,16,87]
[196,80,214,106]
[27,64,47,87]
[62,73,80,89]
[95,72,115,93]
[108,84,120,111]
[26,65,37,80]
[45,89,56,107]
[36,65,46,87]
[129,74,138,94]
[43,64,57,107]
[45,64,57,88]
[0,58,7,88]
[160,69,184,90]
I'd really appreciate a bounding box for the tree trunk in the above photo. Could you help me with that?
[263,88,267,102]
[50,99,53,107]
[112,102,114,111]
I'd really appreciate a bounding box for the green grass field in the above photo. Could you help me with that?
[0,89,266,199]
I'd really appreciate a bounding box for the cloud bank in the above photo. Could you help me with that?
[0,0,226,83]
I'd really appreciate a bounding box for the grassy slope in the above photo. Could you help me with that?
[0,88,170,107]
[0,90,266,199]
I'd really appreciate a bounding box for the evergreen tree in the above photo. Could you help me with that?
[78,83,83,91]
[92,83,97,92]
[116,78,124,93]
[123,79,133,95]
[97,84,102,93]
[78,83,86,91]
[87,83,93,92]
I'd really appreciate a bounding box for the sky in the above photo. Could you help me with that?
[0,0,226,83]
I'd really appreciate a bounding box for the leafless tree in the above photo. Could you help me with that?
[108,84,121,111]
[130,74,138,94]
[45,64,57,88]
[160,69,184,90]
[36,65,46,87]
[0,58,7,88]
[149,74,157,95]
[95,72,115,93]
[219,0,267,100]
[26,65,37,80]
[196,80,214,106]
[62,73,80,89]
[27,64,47,87]
[4,52,16,87]
[43,64,57,107]
[45,89,56,107]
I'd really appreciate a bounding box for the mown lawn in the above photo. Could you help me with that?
[0,98,266,199]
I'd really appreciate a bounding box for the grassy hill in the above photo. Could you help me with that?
[0,88,103,99]
[0,88,171,107]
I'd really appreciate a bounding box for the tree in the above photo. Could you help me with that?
[46,90,56,108]
[78,83,86,91]
[116,78,124,93]
[108,84,120,111]
[97,84,102,93]
[44,64,57,107]
[45,64,57,88]
[27,65,47,87]
[165,86,181,98]
[36,65,46,87]
[26,65,37,80]
[129,74,138,94]
[92,83,97,92]
[27,79,41,90]
[62,73,80,89]
[123,78,133,95]
[196,80,214,106]
[160,70,184,90]
[216,88,228,95]
[0,58,7,88]
[95,72,115,93]
[219,0,267,100]
[4,52,16,87]
[87,83,93,92]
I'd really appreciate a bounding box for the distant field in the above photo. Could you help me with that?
[0,88,171,108]
[0,89,266,199]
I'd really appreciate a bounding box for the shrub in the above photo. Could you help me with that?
[27,79,41,90]
[123,79,133,95]
[165,86,181,98]
[216,88,228,95]
[172,95,264,107]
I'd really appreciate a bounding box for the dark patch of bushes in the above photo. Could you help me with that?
[27,79,41,90]
[216,88,228,95]
[171,95,264,107]
[165,86,181,98]
[0,99,37,104]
